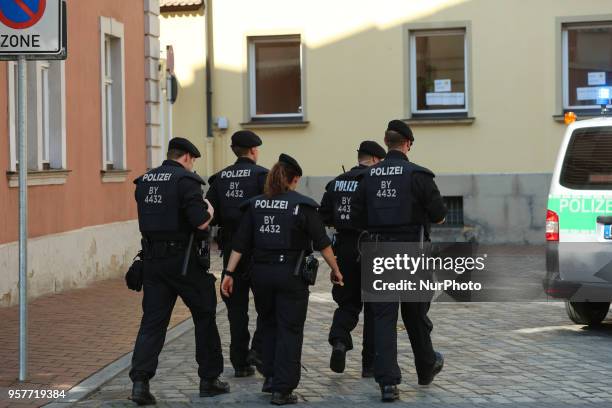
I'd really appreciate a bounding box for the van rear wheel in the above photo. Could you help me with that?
[565,301,610,326]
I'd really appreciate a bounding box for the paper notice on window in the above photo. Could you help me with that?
[426,92,465,106]
[434,79,451,93]
[588,72,606,86]
[576,87,612,101]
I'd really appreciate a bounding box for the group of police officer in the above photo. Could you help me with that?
[128,119,447,405]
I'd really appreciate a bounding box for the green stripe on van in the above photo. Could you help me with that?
[548,196,612,231]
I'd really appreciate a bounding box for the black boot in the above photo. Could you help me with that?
[130,380,156,406]
[418,352,444,386]
[200,377,230,397]
[329,342,347,373]
[271,391,298,405]
[361,363,374,378]
[380,384,399,402]
[234,365,255,378]
[247,349,264,375]
[262,377,274,393]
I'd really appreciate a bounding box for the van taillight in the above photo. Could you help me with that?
[546,209,559,241]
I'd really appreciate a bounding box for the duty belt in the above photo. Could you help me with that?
[334,229,362,238]
[252,251,301,265]
[365,225,425,243]
[333,229,362,245]
[142,239,189,259]
[365,233,420,242]
[357,227,426,262]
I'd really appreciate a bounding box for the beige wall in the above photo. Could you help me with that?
[203,0,612,177]
[0,221,140,307]
[160,8,213,176]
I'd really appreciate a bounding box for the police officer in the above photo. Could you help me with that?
[130,138,229,405]
[206,130,268,377]
[352,121,447,402]
[319,141,386,377]
[220,154,344,405]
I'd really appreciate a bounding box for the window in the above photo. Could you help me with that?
[410,29,467,115]
[8,62,17,172]
[41,63,50,166]
[248,35,303,121]
[560,126,612,190]
[100,17,126,171]
[442,196,464,226]
[104,36,114,166]
[7,60,66,172]
[562,23,612,110]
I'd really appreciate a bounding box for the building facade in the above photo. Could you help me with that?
[161,0,612,244]
[0,0,162,306]
[159,0,213,176]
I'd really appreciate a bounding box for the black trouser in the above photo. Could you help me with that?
[328,232,374,368]
[220,246,263,369]
[251,262,309,393]
[372,301,436,386]
[129,252,223,381]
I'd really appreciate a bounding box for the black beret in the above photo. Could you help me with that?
[168,137,201,158]
[278,153,302,177]
[387,120,414,142]
[358,140,386,159]
[231,130,262,148]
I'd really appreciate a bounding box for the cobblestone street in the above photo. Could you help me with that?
[77,262,612,408]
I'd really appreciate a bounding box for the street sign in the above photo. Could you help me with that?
[0,0,46,28]
[166,44,174,74]
[0,0,66,60]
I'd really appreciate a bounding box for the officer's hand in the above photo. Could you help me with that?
[331,269,344,286]
[204,198,215,219]
[221,275,234,297]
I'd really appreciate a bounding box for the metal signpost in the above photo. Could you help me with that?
[0,0,67,381]
[165,45,178,148]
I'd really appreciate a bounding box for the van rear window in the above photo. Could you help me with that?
[560,126,612,190]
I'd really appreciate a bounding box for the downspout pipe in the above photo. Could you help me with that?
[204,0,213,138]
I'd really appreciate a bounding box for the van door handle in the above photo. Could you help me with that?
[596,216,612,224]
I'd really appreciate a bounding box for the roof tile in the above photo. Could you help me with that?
[160,0,203,9]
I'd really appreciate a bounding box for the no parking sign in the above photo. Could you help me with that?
[0,0,66,60]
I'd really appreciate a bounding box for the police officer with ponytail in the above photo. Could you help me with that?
[221,154,344,405]
[353,121,447,402]
[130,138,229,405]
[206,130,268,377]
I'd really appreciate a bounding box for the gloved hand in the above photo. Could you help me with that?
[125,251,144,292]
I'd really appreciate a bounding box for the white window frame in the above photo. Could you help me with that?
[40,62,50,165]
[8,61,18,172]
[409,29,468,115]
[104,36,114,165]
[7,60,66,172]
[100,16,126,171]
[562,22,612,110]
[248,35,303,120]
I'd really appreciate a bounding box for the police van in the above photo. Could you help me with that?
[545,108,612,326]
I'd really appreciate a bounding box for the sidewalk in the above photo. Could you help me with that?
[0,252,224,408]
